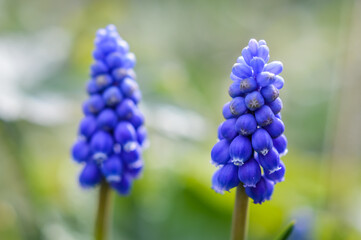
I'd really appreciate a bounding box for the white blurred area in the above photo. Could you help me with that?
[0,27,72,125]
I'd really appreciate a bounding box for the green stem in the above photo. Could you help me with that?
[231,184,249,240]
[95,181,113,240]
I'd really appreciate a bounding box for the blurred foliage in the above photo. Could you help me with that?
[0,0,361,239]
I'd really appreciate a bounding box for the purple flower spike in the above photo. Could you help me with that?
[71,25,147,195]
[211,39,287,204]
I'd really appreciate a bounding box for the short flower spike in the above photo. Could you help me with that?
[211,39,287,204]
[71,25,147,195]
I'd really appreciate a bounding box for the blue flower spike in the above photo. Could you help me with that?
[211,39,287,204]
[71,25,147,196]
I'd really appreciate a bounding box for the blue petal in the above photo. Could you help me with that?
[250,57,265,74]
[274,75,284,89]
[114,121,137,145]
[264,118,285,138]
[220,118,238,140]
[231,63,253,79]
[248,39,259,56]
[264,61,283,75]
[256,72,276,87]
[257,45,269,62]
[212,163,240,193]
[235,113,257,136]
[79,161,102,188]
[257,148,281,173]
[251,128,273,155]
[229,136,253,166]
[238,158,261,187]
[241,47,253,66]
[211,139,230,165]
[255,105,275,127]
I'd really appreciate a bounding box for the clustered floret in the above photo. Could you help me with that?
[211,39,288,204]
[71,25,147,195]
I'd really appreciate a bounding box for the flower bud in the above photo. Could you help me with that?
[235,114,257,136]
[129,89,142,104]
[102,86,123,106]
[257,45,269,62]
[265,160,285,183]
[101,155,123,182]
[256,72,276,87]
[106,52,123,69]
[239,77,258,94]
[228,80,243,98]
[122,53,136,69]
[116,99,135,119]
[264,117,285,138]
[238,158,261,187]
[94,74,113,90]
[257,147,280,173]
[93,49,105,61]
[230,97,247,117]
[211,139,230,165]
[121,77,139,98]
[79,115,97,138]
[137,126,148,146]
[212,163,240,194]
[114,121,137,145]
[264,61,283,75]
[87,80,99,94]
[273,134,288,156]
[251,128,273,155]
[274,75,284,89]
[129,109,145,129]
[255,105,275,126]
[220,118,237,140]
[268,97,283,114]
[72,139,90,163]
[96,109,118,130]
[229,136,253,166]
[245,177,274,204]
[231,62,252,79]
[90,131,114,162]
[79,161,102,188]
[90,61,108,77]
[250,57,265,74]
[112,67,128,82]
[111,175,132,195]
[83,95,105,115]
[245,91,264,111]
[248,39,259,56]
[122,144,141,164]
[241,47,252,65]
[260,84,279,103]
[222,102,233,119]
[126,159,144,179]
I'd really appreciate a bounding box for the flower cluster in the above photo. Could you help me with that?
[71,25,147,195]
[211,39,287,204]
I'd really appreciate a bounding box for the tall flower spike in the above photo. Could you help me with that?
[211,39,287,204]
[71,25,147,195]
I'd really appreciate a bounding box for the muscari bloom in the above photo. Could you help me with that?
[71,25,147,195]
[211,39,287,204]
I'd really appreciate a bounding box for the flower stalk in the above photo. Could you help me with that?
[95,180,113,240]
[231,184,249,240]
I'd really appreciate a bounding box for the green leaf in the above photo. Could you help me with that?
[275,221,296,240]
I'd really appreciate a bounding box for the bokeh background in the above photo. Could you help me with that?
[1,0,361,239]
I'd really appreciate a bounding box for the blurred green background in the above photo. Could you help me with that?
[1,0,361,239]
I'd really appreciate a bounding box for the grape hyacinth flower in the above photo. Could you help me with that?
[211,39,287,206]
[72,25,147,195]
[71,25,147,239]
